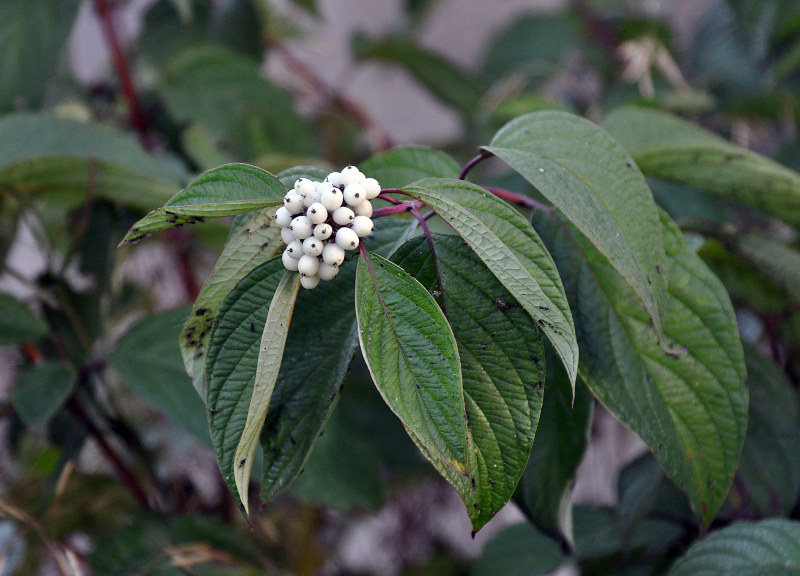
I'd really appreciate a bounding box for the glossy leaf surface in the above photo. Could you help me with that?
[356,252,467,485]
[668,519,800,576]
[393,235,546,531]
[604,106,800,226]
[486,110,668,340]
[402,178,577,385]
[535,209,747,527]
[121,163,285,243]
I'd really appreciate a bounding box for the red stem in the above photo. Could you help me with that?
[484,186,553,213]
[93,0,152,150]
[410,207,445,314]
[266,36,393,152]
[459,152,493,180]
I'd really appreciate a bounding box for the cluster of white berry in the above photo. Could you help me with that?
[276,166,379,289]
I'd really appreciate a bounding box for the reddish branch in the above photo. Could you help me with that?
[265,36,393,152]
[93,0,152,149]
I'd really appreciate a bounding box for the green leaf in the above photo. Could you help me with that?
[121,163,286,243]
[393,235,546,531]
[534,209,748,528]
[471,522,570,576]
[604,106,800,227]
[731,234,800,305]
[109,307,209,445]
[726,346,800,517]
[206,258,287,506]
[485,110,668,341]
[354,37,483,114]
[355,252,468,486]
[359,147,460,189]
[181,208,284,398]
[260,218,418,502]
[514,360,593,549]
[0,293,47,345]
[668,519,800,576]
[234,271,299,514]
[0,113,184,210]
[0,0,81,111]
[12,361,75,429]
[161,46,318,161]
[401,178,578,386]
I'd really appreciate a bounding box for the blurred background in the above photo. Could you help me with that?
[1,0,799,574]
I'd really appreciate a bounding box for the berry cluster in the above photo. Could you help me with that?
[276,166,378,289]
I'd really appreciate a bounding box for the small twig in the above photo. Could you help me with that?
[67,393,155,512]
[266,36,393,151]
[459,151,493,180]
[372,198,424,218]
[93,0,152,150]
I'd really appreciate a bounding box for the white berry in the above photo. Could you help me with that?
[362,178,381,200]
[289,215,313,239]
[275,206,293,228]
[340,165,362,186]
[298,254,320,276]
[281,229,296,246]
[284,193,304,214]
[307,202,328,224]
[295,178,315,197]
[335,227,360,251]
[313,223,333,240]
[302,237,324,257]
[318,262,339,281]
[322,243,345,267]
[320,187,344,212]
[352,200,373,217]
[332,206,355,226]
[351,215,374,237]
[343,183,367,206]
[285,240,303,258]
[282,250,299,271]
[325,171,342,188]
[300,275,320,290]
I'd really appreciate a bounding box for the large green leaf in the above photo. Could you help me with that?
[355,252,468,486]
[604,107,800,226]
[121,163,285,243]
[535,209,748,528]
[0,114,183,210]
[485,110,668,341]
[206,258,287,505]
[668,519,800,576]
[354,37,482,114]
[259,219,418,502]
[359,147,460,189]
[234,271,299,514]
[0,292,48,345]
[401,178,577,385]
[181,208,283,398]
[161,46,318,161]
[725,346,800,517]
[393,235,546,531]
[0,0,81,111]
[514,361,593,548]
[110,307,209,445]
